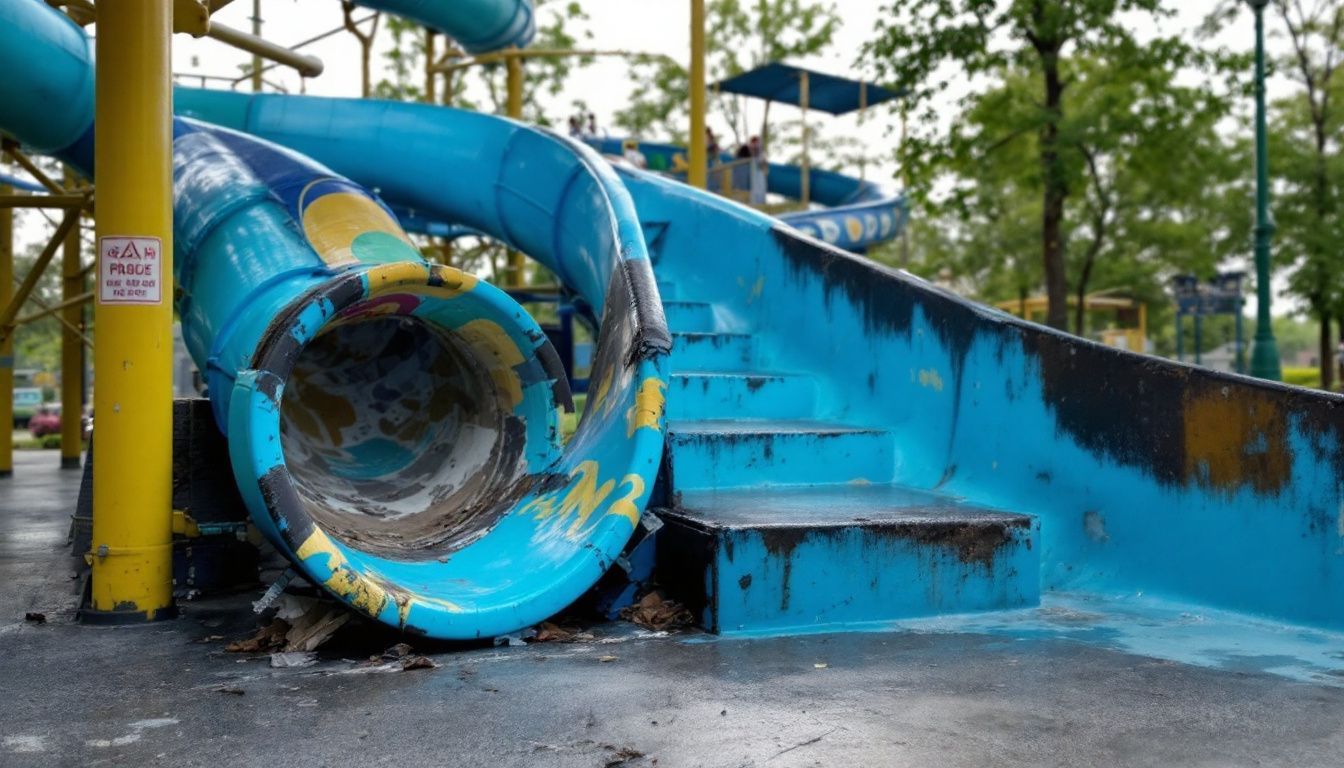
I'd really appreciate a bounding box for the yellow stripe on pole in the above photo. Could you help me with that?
[88,0,175,621]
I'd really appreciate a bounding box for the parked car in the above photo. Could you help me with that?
[13,387,42,428]
[27,404,61,438]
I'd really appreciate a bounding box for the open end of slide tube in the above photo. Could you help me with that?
[247,262,569,560]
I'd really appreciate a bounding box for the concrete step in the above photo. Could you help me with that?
[654,485,1040,635]
[667,371,817,421]
[656,279,680,300]
[667,419,892,489]
[671,332,754,371]
[662,300,717,333]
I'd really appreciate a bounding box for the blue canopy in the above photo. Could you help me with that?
[711,62,903,116]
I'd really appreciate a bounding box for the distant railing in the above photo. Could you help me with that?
[651,156,759,205]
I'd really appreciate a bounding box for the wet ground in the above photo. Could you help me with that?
[3,450,1344,767]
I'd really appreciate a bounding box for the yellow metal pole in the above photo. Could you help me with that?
[0,195,88,209]
[61,168,83,470]
[424,29,437,103]
[0,179,12,479]
[688,0,707,189]
[799,70,810,206]
[87,0,176,622]
[250,0,263,92]
[505,51,526,287]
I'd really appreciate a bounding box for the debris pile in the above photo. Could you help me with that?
[619,592,693,632]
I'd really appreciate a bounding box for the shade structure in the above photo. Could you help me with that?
[711,62,903,115]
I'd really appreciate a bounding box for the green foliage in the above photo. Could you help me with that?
[372,0,593,124]
[615,0,840,146]
[869,51,1247,342]
[10,231,72,377]
[1283,366,1322,387]
[863,0,1233,330]
[372,16,428,102]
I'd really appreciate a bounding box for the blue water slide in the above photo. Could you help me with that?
[350,0,535,53]
[0,0,668,640]
[179,82,1344,636]
[9,0,1344,651]
[584,137,907,252]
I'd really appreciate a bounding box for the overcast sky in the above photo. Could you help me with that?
[11,1,1305,315]
[169,1,1271,168]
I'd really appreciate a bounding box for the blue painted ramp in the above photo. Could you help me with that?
[167,85,1344,643]
[9,0,1343,654]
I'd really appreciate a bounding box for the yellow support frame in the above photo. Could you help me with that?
[688,0,707,189]
[61,168,84,470]
[0,179,12,479]
[85,0,176,623]
[505,50,526,287]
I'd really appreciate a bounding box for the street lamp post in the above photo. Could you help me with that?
[1248,0,1282,380]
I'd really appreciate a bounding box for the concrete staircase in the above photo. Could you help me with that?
[652,278,1040,634]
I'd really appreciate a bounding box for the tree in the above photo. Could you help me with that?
[8,237,69,376]
[614,0,840,146]
[864,0,1205,331]
[372,0,593,123]
[1264,0,1344,388]
[868,50,1249,351]
[343,2,381,98]
[360,1,592,283]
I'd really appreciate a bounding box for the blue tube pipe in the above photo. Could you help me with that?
[584,137,907,252]
[0,0,669,640]
[351,0,535,53]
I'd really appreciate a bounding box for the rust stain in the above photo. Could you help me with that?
[917,368,944,392]
[1182,388,1293,494]
[286,381,357,447]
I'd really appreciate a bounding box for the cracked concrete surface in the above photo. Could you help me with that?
[2,451,1343,767]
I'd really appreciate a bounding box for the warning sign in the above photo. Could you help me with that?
[99,236,163,305]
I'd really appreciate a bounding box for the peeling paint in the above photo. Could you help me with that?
[917,368,944,392]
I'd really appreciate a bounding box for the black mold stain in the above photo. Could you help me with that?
[896,520,1019,567]
[774,227,978,384]
[738,573,752,590]
[615,258,672,364]
[252,271,365,375]
[534,336,575,413]
[773,224,1344,497]
[759,528,808,611]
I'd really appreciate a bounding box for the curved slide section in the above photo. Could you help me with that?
[0,0,667,640]
[351,0,535,54]
[585,137,907,253]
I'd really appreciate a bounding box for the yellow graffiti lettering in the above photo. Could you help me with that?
[295,528,389,617]
[526,461,646,538]
[626,377,667,437]
[608,474,645,527]
[560,461,617,536]
[456,318,525,408]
